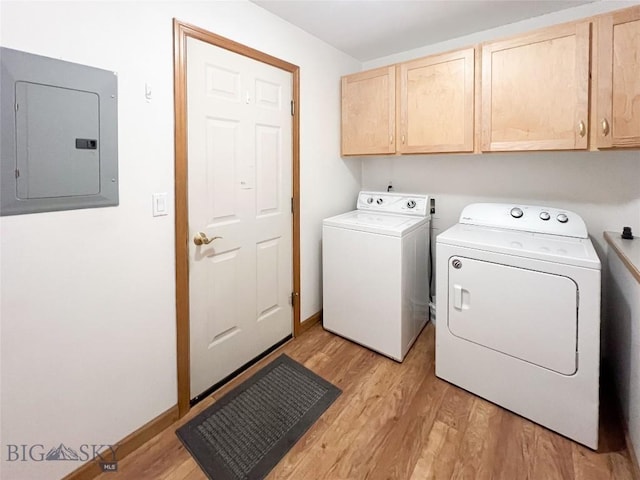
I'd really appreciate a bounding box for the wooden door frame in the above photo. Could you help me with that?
[173,19,301,417]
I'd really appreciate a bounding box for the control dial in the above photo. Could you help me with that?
[510,207,523,219]
[366,197,374,204]
[539,211,550,221]
[376,198,384,205]
[406,200,416,209]
[557,213,569,223]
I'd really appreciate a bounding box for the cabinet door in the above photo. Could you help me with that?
[341,66,395,155]
[482,22,590,151]
[398,48,475,154]
[597,6,640,148]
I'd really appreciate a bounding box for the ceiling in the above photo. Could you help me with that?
[251,0,596,61]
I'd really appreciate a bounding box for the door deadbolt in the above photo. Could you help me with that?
[452,259,462,269]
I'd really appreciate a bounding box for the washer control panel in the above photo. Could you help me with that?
[357,191,429,216]
[459,203,588,238]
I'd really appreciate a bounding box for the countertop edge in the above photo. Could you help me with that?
[604,231,640,284]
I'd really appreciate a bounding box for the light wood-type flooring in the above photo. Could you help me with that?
[96,323,637,480]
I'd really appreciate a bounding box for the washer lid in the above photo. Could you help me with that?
[323,210,429,236]
[437,223,600,269]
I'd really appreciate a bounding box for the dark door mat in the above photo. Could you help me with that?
[176,354,341,480]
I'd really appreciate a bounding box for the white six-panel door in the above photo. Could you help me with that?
[186,37,293,399]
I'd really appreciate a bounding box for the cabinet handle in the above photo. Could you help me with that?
[402,135,405,144]
[578,120,586,138]
[390,135,393,145]
[602,118,610,137]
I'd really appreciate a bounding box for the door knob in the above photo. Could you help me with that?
[193,232,222,246]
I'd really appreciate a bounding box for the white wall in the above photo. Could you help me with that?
[605,251,640,462]
[0,2,360,479]
[362,152,640,256]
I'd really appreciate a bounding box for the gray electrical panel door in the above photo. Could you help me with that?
[16,82,101,198]
[1,47,118,216]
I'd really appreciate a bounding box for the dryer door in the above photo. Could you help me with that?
[448,256,578,375]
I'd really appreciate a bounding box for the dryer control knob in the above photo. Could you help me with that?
[376,198,384,205]
[510,207,523,218]
[367,197,374,204]
[406,200,416,209]
[539,211,551,221]
[557,213,569,223]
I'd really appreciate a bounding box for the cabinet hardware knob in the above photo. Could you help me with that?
[602,118,610,137]
[193,232,222,246]
[578,120,586,138]
[402,135,405,144]
[390,135,393,144]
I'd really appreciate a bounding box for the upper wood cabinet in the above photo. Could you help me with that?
[341,66,395,156]
[481,22,591,151]
[341,6,639,156]
[596,6,640,149]
[397,48,475,154]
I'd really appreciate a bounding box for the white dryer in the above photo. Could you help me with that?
[323,191,430,361]
[436,203,601,449]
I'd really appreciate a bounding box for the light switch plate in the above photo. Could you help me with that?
[152,192,168,217]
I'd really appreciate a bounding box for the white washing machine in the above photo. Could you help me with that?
[323,191,430,361]
[436,203,601,449]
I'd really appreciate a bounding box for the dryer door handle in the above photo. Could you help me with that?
[453,284,470,310]
[453,284,463,309]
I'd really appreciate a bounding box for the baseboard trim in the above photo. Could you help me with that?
[299,310,322,335]
[61,404,179,480]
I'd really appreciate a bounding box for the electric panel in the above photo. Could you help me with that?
[1,47,118,215]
